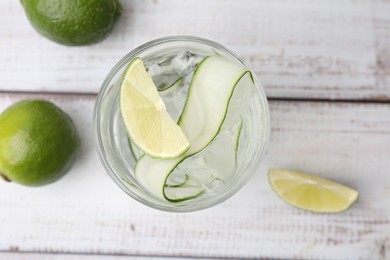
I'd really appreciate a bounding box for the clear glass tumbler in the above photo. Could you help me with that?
[94,36,270,212]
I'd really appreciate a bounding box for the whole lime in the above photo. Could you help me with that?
[20,0,122,46]
[0,99,80,186]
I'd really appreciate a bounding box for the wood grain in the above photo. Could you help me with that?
[0,253,159,260]
[373,0,390,100]
[0,0,389,100]
[0,93,389,259]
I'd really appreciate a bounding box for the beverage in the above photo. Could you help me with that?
[94,36,270,212]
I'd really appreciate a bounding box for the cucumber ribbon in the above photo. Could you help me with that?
[135,56,254,202]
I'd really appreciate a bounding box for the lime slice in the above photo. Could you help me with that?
[120,58,190,159]
[268,169,359,213]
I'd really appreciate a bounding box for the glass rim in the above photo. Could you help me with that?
[94,35,271,212]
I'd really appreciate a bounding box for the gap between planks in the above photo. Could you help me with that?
[0,250,265,260]
[1,90,390,105]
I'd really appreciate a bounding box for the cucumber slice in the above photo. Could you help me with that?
[203,119,243,180]
[164,175,204,202]
[128,138,143,160]
[164,184,204,202]
[135,56,253,201]
[158,78,183,93]
[165,174,189,187]
[234,119,243,163]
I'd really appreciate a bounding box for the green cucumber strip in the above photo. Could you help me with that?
[158,77,183,93]
[128,138,143,160]
[135,56,253,201]
[165,174,189,187]
[164,175,204,202]
[234,119,243,164]
[203,119,243,180]
[164,184,205,202]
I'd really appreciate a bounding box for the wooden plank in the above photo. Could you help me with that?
[0,93,389,259]
[0,253,166,260]
[372,0,390,100]
[0,0,389,100]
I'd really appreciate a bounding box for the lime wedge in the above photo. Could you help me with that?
[268,169,359,213]
[120,58,190,159]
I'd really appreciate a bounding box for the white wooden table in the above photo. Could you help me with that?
[1,0,390,259]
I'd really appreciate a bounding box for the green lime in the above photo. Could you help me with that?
[0,99,80,186]
[20,0,122,46]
